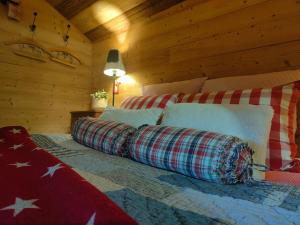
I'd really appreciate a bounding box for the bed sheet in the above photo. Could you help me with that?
[32,134,300,225]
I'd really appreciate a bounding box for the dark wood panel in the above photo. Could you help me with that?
[47,0,98,19]
[85,0,185,41]
[46,0,64,7]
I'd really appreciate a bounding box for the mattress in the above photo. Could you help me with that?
[32,134,300,225]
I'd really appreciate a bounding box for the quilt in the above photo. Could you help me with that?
[31,133,300,225]
[0,126,137,225]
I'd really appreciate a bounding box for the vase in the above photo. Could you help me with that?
[91,97,108,110]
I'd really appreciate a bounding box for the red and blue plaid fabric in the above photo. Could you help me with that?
[178,82,300,171]
[120,94,177,109]
[72,117,136,156]
[129,125,253,184]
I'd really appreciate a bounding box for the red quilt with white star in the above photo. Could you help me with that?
[0,126,138,225]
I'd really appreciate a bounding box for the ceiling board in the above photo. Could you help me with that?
[46,0,64,7]
[47,0,185,42]
[70,0,146,34]
[47,0,98,19]
[85,0,185,41]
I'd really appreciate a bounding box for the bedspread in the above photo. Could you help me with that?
[32,133,300,225]
[0,127,137,225]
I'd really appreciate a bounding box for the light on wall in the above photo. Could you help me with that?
[113,76,137,95]
[91,2,130,44]
[116,75,136,85]
[103,49,125,106]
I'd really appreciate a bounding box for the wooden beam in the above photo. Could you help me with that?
[85,0,185,41]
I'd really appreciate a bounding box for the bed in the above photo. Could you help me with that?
[31,133,300,225]
[2,70,300,225]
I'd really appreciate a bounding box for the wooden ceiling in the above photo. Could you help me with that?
[47,0,185,42]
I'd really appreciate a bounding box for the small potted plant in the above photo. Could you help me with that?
[90,89,108,109]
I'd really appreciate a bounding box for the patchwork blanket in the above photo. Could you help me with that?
[0,126,137,225]
[31,133,300,225]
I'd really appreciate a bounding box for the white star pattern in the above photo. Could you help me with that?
[41,163,64,178]
[9,162,31,168]
[1,197,39,217]
[0,138,4,143]
[10,128,21,134]
[32,147,42,152]
[9,144,24,150]
[86,212,96,225]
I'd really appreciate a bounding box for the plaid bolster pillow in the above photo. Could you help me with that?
[72,117,136,156]
[129,125,253,184]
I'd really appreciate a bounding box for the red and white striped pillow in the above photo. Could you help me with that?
[120,94,177,110]
[177,82,300,170]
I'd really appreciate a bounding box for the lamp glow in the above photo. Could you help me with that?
[104,68,126,77]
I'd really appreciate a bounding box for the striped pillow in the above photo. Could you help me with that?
[72,117,136,156]
[120,94,177,109]
[178,82,300,170]
[129,125,253,184]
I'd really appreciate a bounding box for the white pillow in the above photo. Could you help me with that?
[161,103,274,180]
[99,107,163,128]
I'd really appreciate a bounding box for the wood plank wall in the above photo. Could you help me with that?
[92,0,300,106]
[0,0,93,133]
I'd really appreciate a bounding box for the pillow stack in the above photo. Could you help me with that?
[177,81,300,170]
[161,103,273,180]
[72,105,254,184]
[71,80,300,185]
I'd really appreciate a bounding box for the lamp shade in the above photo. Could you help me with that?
[103,49,126,77]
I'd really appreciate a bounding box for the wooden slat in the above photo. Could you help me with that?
[122,15,300,69]
[130,39,300,83]
[125,0,300,61]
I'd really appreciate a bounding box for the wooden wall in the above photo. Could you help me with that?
[1,0,300,131]
[0,0,93,133]
[92,0,300,106]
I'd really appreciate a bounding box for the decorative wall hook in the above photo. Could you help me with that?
[63,24,71,43]
[29,12,38,32]
[4,38,51,62]
[48,48,81,68]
